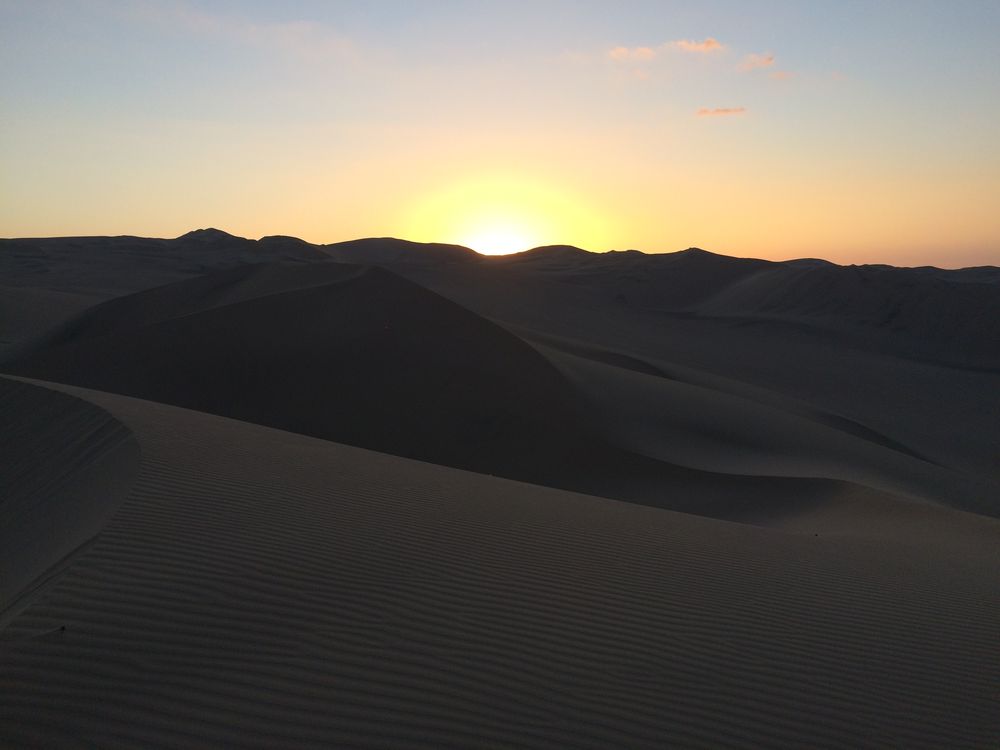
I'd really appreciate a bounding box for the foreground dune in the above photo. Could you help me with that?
[1,232,998,747]
[2,375,997,748]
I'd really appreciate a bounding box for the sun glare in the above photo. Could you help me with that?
[398,171,612,256]
[461,225,535,255]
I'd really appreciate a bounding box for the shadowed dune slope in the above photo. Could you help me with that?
[697,263,1000,369]
[0,229,328,301]
[379,252,1000,488]
[2,234,998,746]
[4,233,995,368]
[536,343,995,519]
[492,246,772,309]
[0,286,102,359]
[11,260,374,354]
[3,262,592,483]
[4,261,950,528]
[422,245,1000,371]
[1,377,997,748]
[2,234,996,523]
[0,378,138,625]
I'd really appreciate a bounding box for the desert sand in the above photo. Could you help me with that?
[1,230,997,747]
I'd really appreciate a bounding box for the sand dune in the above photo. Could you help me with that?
[1,375,997,748]
[384,248,1000,485]
[696,261,1000,369]
[538,344,992,515]
[0,379,138,627]
[1,232,998,747]
[406,244,1000,370]
[0,286,102,360]
[18,260,375,352]
[494,246,772,310]
[4,232,996,503]
[0,228,326,301]
[7,258,966,529]
[3,262,596,481]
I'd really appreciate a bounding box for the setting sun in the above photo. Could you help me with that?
[460,225,535,255]
[398,172,612,256]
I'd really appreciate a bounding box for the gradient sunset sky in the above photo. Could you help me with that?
[2,1,999,265]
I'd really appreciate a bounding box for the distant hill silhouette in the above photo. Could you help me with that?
[2,230,997,370]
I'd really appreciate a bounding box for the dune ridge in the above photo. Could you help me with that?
[382,249,999,486]
[0,378,138,627]
[5,232,997,372]
[8,259,987,530]
[3,262,595,482]
[1,375,997,748]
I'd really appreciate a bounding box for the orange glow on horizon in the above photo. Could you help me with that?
[397,171,613,256]
[2,4,998,269]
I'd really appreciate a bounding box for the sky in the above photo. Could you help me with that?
[2,1,999,266]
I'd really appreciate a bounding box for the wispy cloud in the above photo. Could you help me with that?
[606,37,725,66]
[739,53,775,72]
[697,107,747,117]
[607,46,658,62]
[769,70,795,80]
[671,38,725,53]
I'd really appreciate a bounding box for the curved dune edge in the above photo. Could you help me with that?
[11,260,993,533]
[0,376,139,628]
[517,324,937,464]
[1,378,997,748]
[3,262,594,482]
[537,344,991,516]
[391,255,1000,485]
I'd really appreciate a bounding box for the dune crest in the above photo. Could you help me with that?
[0,378,138,627]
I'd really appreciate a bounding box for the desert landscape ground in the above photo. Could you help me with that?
[1,230,998,748]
